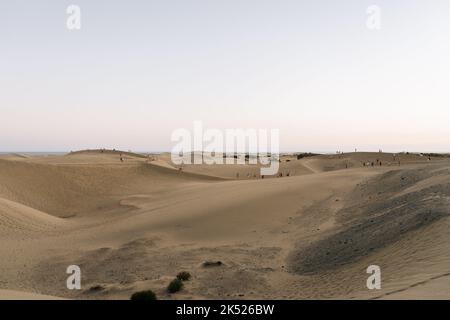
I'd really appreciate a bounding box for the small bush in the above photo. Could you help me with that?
[130,290,157,300]
[167,278,184,293]
[88,285,105,292]
[202,260,223,267]
[176,271,191,281]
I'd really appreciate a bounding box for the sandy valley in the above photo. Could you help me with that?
[1,150,449,300]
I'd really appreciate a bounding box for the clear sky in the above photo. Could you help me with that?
[1,0,450,152]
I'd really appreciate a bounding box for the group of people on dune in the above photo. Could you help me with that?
[362,159,384,167]
[235,171,292,180]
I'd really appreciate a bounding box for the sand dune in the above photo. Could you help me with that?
[1,151,449,299]
[0,155,219,218]
[0,197,66,239]
[0,289,64,300]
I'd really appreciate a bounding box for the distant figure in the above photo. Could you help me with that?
[120,153,124,162]
[286,171,290,177]
[261,175,265,179]
[371,162,374,167]
[379,161,382,166]
[236,173,240,179]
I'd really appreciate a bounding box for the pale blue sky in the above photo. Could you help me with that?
[1,1,450,152]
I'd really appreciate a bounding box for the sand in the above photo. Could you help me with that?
[0,150,449,299]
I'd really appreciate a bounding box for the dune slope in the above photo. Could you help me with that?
[0,152,449,299]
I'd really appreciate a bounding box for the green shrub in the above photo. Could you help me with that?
[176,271,191,281]
[88,285,105,292]
[167,278,184,293]
[130,290,157,300]
[202,260,223,267]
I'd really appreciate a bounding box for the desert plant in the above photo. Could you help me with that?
[202,260,223,267]
[176,271,191,281]
[130,290,157,300]
[88,285,105,292]
[167,278,184,293]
